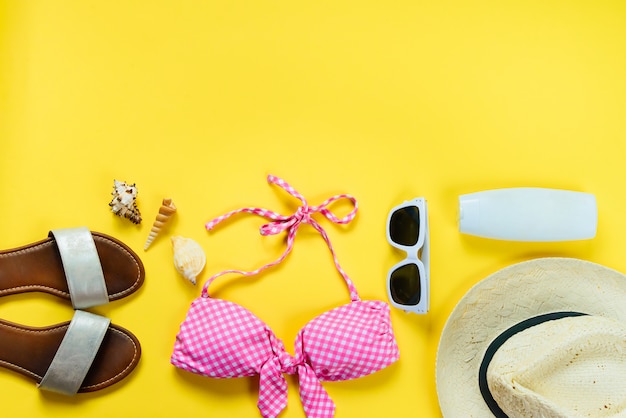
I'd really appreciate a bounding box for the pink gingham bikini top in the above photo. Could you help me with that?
[171,175,399,418]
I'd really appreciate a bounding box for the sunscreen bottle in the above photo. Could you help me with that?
[458,188,597,241]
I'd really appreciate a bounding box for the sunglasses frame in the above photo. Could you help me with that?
[386,197,430,314]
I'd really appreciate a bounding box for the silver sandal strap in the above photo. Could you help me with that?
[50,227,109,309]
[38,310,111,395]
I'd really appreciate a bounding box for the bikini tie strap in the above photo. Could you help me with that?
[202,174,360,301]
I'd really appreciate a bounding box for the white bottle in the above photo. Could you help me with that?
[458,188,597,241]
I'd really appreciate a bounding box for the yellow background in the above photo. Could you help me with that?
[1,0,625,416]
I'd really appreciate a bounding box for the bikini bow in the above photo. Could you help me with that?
[258,332,335,418]
[202,174,360,302]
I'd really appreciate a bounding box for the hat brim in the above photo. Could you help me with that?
[435,257,626,417]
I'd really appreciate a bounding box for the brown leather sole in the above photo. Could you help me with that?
[0,317,141,392]
[0,231,144,302]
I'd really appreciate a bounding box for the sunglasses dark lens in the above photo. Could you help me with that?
[390,263,421,305]
[390,206,420,246]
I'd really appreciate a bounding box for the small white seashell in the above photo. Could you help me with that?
[144,198,177,250]
[171,236,206,285]
[109,179,142,224]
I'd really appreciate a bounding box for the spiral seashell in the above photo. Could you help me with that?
[144,198,177,250]
[171,236,206,285]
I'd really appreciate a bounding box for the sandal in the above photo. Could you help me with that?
[0,227,144,309]
[0,310,141,395]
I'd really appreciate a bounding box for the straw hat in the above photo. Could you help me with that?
[436,258,626,417]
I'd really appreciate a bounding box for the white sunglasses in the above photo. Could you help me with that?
[386,198,430,314]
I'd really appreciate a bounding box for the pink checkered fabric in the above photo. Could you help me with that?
[171,175,400,418]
